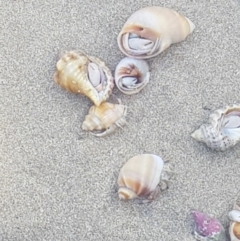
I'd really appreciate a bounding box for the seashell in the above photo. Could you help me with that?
[114,57,150,95]
[229,206,240,241]
[53,51,114,106]
[82,100,127,137]
[229,222,240,241]
[191,210,227,241]
[191,104,240,151]
[117,154,172,201]
[117,6,195,59]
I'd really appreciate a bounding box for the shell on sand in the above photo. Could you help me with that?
[191,104,240,151]
[117,6,195,59]
[53,51,114,106]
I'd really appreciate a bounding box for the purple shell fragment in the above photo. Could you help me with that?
[191,210,227,241]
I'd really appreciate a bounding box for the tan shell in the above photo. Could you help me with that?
[117,6,195,59]
[118,154,172,201]
[53,51,114,106]
[114,57,150,95]
[191,104,240,151]
[82,101,127,137]
[228,204,240,240]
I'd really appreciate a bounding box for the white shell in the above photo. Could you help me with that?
[82,101,127,137]
[53,51,114,106]
[117,154,172,200]
[117,6,195,59]
[191,105,240,151]
[229,210,240,223]
[114,57,150,95]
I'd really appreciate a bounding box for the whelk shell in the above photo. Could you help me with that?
[53,51,114,106]
[82,100,127,137]
[117,6,195,59]
[117,154,172,201]
[191,210,227,241]
[114,57,150,95]
[191,104,240,151]
[229,205,240,241]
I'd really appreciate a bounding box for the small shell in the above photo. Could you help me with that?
[117,6,195,59]
[117,154,172,201]
[229,222,240,241]
[229,206,240,241]
[114,57,150,95]
[191,104,240,151]
[82,101,127,137]
[53,51,114,106]
[191,210,227,241]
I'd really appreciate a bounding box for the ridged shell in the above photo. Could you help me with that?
[191,210,227,241]
[82,101,127,137]
[191,104,240,151]
[117,154,172,201]
[114,57,150,95]
[53,51,114,106]
[229,206,240,241]
[117,6,195,59]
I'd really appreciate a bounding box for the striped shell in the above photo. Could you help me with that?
[114,57,150,95]
[191,104,240,151]
[118,154,172,201]
[117,6,195,59]
[53,51,114,106]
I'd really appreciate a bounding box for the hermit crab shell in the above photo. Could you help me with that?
[191,104,240,151]
[117,6,195,59]
[229,222,240,241]
[114,57,150,95]
[229,208,240,241]
[191,210,227,241]
[82,101,127,137]
[117,154,172,201]
[53,51,114,106]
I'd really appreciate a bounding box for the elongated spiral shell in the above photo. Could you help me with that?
[117,6,195,59]
[191,104,240,151]
[118,154,172,201]
[114,57,150,95]
[82,101,127,137]
[53,51,114,106]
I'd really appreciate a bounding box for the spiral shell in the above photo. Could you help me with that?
[229,205,240,241]
[191,104,240,151]
[82,101,127,137]
[191,210,227,241]
[53,51,114,106]
[117,154,172,201]
[114,57,150,95]
[117,6,195,59]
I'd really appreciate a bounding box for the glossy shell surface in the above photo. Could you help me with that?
[117,6,195,59]
[118,154,171,201]
[114,57,150,95]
